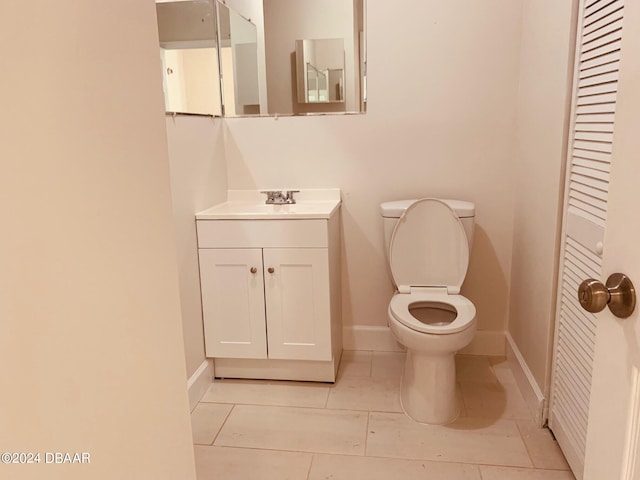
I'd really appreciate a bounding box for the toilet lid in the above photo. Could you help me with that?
[389,198,469,294]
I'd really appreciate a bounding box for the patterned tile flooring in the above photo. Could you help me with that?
[191,352,574,480]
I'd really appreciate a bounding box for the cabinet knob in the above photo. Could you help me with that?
[250,267,257,274]
[267,267,275,274]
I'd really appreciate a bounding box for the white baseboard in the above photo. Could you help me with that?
[506,332,546,426]
[187,359,213,412]
[342,325,404,351]
[343,325,505,356]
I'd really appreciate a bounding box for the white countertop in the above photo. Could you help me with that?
[196,189,341,220]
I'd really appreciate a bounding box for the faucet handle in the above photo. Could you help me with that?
[260,190,278,203]
[284,190,300,204]
[261,190,289,204]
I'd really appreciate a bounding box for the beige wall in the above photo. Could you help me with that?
[0,2,195,479]
[508,0,577,390]
[224,0,524,337]
[165,116,227,378]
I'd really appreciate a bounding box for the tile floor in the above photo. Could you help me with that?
[191,352,574,480]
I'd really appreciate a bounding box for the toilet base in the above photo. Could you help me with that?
[400,350,459,425]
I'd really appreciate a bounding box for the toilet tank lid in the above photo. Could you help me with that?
[380,199,475,219]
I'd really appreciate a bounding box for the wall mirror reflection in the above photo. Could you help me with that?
[156,0,221,116]
[217,2,261,116]
[155,0,366,117]
[296,38,345,104]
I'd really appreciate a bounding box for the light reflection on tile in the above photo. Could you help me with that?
[489,356,519,385]
[326,375,401,412]
[366,412,532,467]
[215,405,368,455]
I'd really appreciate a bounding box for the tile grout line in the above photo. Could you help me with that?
[205,400,401,415]
[305,453,316,480]
[515,419,537,469]
[363,411,371,457]
[323,380,332,409]
[208,403,236,447]
[477,463,486,480]
[198,421,555,471]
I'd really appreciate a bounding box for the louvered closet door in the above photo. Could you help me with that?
[549,1,625,478]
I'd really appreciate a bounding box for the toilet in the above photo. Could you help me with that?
[380,198,477,425]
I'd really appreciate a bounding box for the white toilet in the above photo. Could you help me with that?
[380,198,477,425]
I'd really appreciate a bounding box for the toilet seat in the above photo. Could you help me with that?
[388,198,475,335]
[389,290,476,335]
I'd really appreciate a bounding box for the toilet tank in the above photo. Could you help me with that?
[380,199,475,256]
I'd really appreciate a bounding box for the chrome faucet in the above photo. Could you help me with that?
[260,190,299,204]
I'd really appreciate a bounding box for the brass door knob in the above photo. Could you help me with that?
[267,267,275,274]
[250,267,257,274]
[578,273,636,319]
[578,279,609,313]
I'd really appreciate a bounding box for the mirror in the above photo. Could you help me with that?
[217,3,261,116]
[296,39,345,104]
[156,0,221,116]
[155,0,366,117]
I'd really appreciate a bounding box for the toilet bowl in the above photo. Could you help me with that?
[389,290,477,424]
[380,198,477,425]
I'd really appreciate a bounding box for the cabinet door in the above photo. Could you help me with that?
[264,248,331,361]
[198,248,267,359]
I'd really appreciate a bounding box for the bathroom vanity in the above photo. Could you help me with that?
[196,189,342,382]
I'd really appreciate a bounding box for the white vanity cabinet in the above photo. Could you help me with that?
[198,246,331,361]
[196,192,342,382]
[198,248,268,359]
[263,247,332,361]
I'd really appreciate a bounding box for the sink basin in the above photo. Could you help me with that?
[196,189,341,220]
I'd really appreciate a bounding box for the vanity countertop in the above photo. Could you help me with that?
[196,189,341,220]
